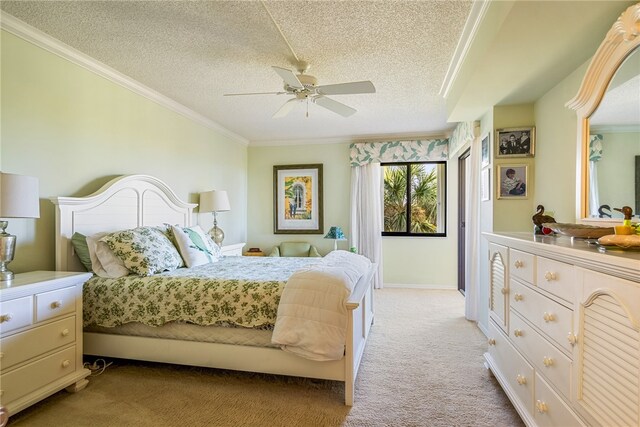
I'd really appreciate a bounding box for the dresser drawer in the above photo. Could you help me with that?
[510,310,572,400]
[488,320,534,417]
[509,249,535,284]
[35,286,75,323]
[0,296,33,335]
[534,373,585,427]
[510,280,573,354]
[0,316,76,371]
[536,257,576,305]
[0,346,76,405]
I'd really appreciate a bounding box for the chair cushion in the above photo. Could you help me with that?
[280,242,312,257]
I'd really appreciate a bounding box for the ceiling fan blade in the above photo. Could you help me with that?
[314,96,356,117]
[224,91,287,96]
[272,66,304,90]
[273,98,300,118]
[316,81,376,95]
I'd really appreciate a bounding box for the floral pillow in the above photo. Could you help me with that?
[100,226,184,276]
[171,225,220,268]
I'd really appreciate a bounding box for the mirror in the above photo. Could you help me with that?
[587,48,640,219]
[568,3,640,223]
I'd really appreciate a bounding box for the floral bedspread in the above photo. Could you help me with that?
[83,256,321,329]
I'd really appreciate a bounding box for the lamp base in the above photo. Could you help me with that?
[209,226,225,247]
[0,269,13,282]
[0,223,16,282]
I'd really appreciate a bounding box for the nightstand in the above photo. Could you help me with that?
[0,271,92,425]
[220,243,246,257]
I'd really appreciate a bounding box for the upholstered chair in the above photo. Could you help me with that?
[268,242,321,257]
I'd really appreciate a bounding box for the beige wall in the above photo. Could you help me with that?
[1,31,248,273]
[596,131,640,214]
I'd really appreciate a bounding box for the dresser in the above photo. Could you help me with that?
[484,232,640,427]
[0,271,92,425]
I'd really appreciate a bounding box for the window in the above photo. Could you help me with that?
[382,161,446,236]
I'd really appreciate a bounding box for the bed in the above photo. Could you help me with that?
[50,174,375,405]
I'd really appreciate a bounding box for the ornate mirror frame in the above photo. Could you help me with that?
[566,3,640,223]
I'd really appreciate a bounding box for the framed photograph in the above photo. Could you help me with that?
[273,164,323,234]
[481,134,490,167]
[481,168,490,201]
[497,165,528,199]
[496,127,535,158]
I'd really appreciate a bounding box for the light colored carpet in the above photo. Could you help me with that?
[8,289,523,427]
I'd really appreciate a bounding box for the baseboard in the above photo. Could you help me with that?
[383,283,456,290]
[477,321,489,338]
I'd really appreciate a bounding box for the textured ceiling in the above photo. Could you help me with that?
[1,1,472,143]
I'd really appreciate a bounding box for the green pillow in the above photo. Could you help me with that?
[71,232,93,272]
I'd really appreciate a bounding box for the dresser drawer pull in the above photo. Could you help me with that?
[488,338,496,346]
[61,328,70,337]
[567,333,578,346]
[50,301,62,309]
[61,359,71,368]
[500,287,509,295]
[513,293,523,302]
[0,314,12,323]
[536,400,548,413]
[513,329,523,337]
[516,374,527,385]
[543,271,556,281]
[514,260,524,269]
[543,357,554,367]
[543,312,556,322]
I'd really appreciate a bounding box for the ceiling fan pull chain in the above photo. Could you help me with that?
[306,98,309,118]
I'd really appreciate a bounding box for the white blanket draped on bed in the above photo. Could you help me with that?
[271,250,372,361]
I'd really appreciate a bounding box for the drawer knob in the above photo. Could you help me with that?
[513,293,523,302]
[0,314,12,323]
[50,301,62,309]
[513,329,523,337]
[514,260,524,268]
[488,338,496,346]
[544,271,556,281]
[543,357,554,367]
[543,312,556,322]
[516,374,527,385]
[62,359,71,368]
[500,287,509,295]
[536,400,548,413]
[61,328,70,337]
[567,333,578,346]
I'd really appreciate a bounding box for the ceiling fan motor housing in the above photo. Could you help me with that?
[284,74,318,93]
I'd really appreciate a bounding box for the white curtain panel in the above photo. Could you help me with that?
[350,163,384,289]
[465,136,481,321]
[589,161,599,218]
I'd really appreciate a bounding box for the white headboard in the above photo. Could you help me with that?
[50,174,197,272]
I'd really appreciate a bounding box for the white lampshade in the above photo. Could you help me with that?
[199,190,230,213]
[0,173,40,219]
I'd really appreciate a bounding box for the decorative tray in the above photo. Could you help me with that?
[542,223,614,239]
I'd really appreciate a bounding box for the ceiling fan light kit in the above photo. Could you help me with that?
[224,2,376,119]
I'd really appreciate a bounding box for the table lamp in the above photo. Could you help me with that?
[0,173,40,281]
[324,226,346,251]
[199,190,230,247]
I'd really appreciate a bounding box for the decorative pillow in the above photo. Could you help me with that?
[171,225,220,268]
[101,226,184,276]
[71,232,93,272]
[86,232,130,278]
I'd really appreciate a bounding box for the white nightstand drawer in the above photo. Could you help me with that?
[534,373,585,427]
[0,316,76,371]
[0,346,76,405]
[510,280,573,354]
[35,286,75,323]
[0,296,33,335]
[510,249,535,284]
[510,310,572,400]
[536,257,576,305]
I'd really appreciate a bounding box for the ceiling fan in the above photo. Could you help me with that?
[224,61,376,118]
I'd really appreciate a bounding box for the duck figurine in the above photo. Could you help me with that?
[614,206,633,222]
[532,205,556,234]
[598,204,612,218]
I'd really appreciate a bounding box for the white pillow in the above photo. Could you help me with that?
[86,232,130,278]
[171,225,220,268]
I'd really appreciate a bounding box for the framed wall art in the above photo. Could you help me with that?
[273,164,323,234]
[497,164,528,199]
[481,134,490,168]
[496,127,535,158]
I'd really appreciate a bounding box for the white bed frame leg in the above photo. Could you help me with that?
[345,313,355,406]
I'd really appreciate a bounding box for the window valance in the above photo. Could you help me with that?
[349,139,448,167]
[589,134,603,162]
[448,121,475,158]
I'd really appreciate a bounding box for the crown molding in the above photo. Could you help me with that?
[0,12,249,146]
[249,130,452,147]
[439,0,491,99]
[590,124,640,134]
